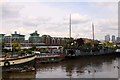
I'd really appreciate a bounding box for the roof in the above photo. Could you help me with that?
[36,46,63,49]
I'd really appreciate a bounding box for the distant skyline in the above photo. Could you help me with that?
[1,0,119,40]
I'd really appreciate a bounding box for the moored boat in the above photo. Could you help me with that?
[0,52,36,70]
[35,52,65,63]
[115,49,120,57]
[65,48,115,58]
[65,49,80,58]
[115,44,120,56]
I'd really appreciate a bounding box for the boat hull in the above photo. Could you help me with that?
[115,52,120,57]
[36,55,65,63]
[1,54,36,71]
[65,49,115,58]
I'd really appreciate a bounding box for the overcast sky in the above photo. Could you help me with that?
[0,0,119,40]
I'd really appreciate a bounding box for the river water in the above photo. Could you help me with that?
[2,54,120,79]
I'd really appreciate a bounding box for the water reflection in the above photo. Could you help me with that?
[35,54,118,78]
[2,54,119,79]
[61,55,117,78]
[2,71,36,80]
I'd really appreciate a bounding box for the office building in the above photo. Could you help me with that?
[111,35,115,43]
[29,31,41,44]
[105,35,110,42]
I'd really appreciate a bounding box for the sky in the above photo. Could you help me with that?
[0,0,119,40]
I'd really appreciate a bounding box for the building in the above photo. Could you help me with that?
[2,31,65,49]
[105,35,110,42]
[4,36,11,43]
[111,35,115,43]
[116,37,120,43]
[0,34,5,43]
[4,31,25,43]
[41,35,65,46]
[29,31,42,44]
[3,31,26,48]
[82,38,93,44]
[41,35,51,45]
[12,31,25,43]
[51,37,65,45]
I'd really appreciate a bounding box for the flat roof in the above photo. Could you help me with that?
[36,46,63,49]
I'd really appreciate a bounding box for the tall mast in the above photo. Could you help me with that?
[69,14,71,38]
[92,23,95,47]
[10,35,12,51]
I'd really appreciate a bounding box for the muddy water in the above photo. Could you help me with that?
[2,54,120,79]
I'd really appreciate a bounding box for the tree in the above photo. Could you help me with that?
[0,42,5,50]
[102,42,115,48]
[12,42,21,52]
[31,45,36,51]
[63,38,74,49]
[76,38,84,47]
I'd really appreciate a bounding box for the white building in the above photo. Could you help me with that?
[105,35,110,42]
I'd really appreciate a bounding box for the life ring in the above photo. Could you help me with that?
[4,61,10,66]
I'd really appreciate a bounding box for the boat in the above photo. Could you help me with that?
[35,52,65,63]
[65,14,81,58]
[65,46,115,58]
[0,52,36,71]
[116,48,120,56]
[115,43,120,56]
[116,49,120,53]
[65,49,80,58]
[65,16,115,58]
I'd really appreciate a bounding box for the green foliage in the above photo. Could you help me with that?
[21,49,32,53]
[31,45,36,51]
[12,42,21,52]
[76,38,84,46]
[63,38,74,49]
[40,49,49,53]
[0,42,6,51]
[102,42,116,48]
[26,49,32,53]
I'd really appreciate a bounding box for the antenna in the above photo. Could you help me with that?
[69,14,71,38]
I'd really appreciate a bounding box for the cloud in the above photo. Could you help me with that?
[22,16,51,27]
[94,2,117,8]
[2,0,119,2]
[71,13,90,24]
[94,17,118,30]
[91,2,118,14]
[2,3,23,19]
[91,17,118,39]
[1,2,118,40]
[64,13,90,25]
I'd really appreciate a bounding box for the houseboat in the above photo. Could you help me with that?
[35,52,65,63]
[65,16,115,58]
[65,49,80,58]
[65,47,115,58]
[1,52,36,71]
[35,45,65,63]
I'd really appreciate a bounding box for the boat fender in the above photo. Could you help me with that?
[4,61,10,66]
